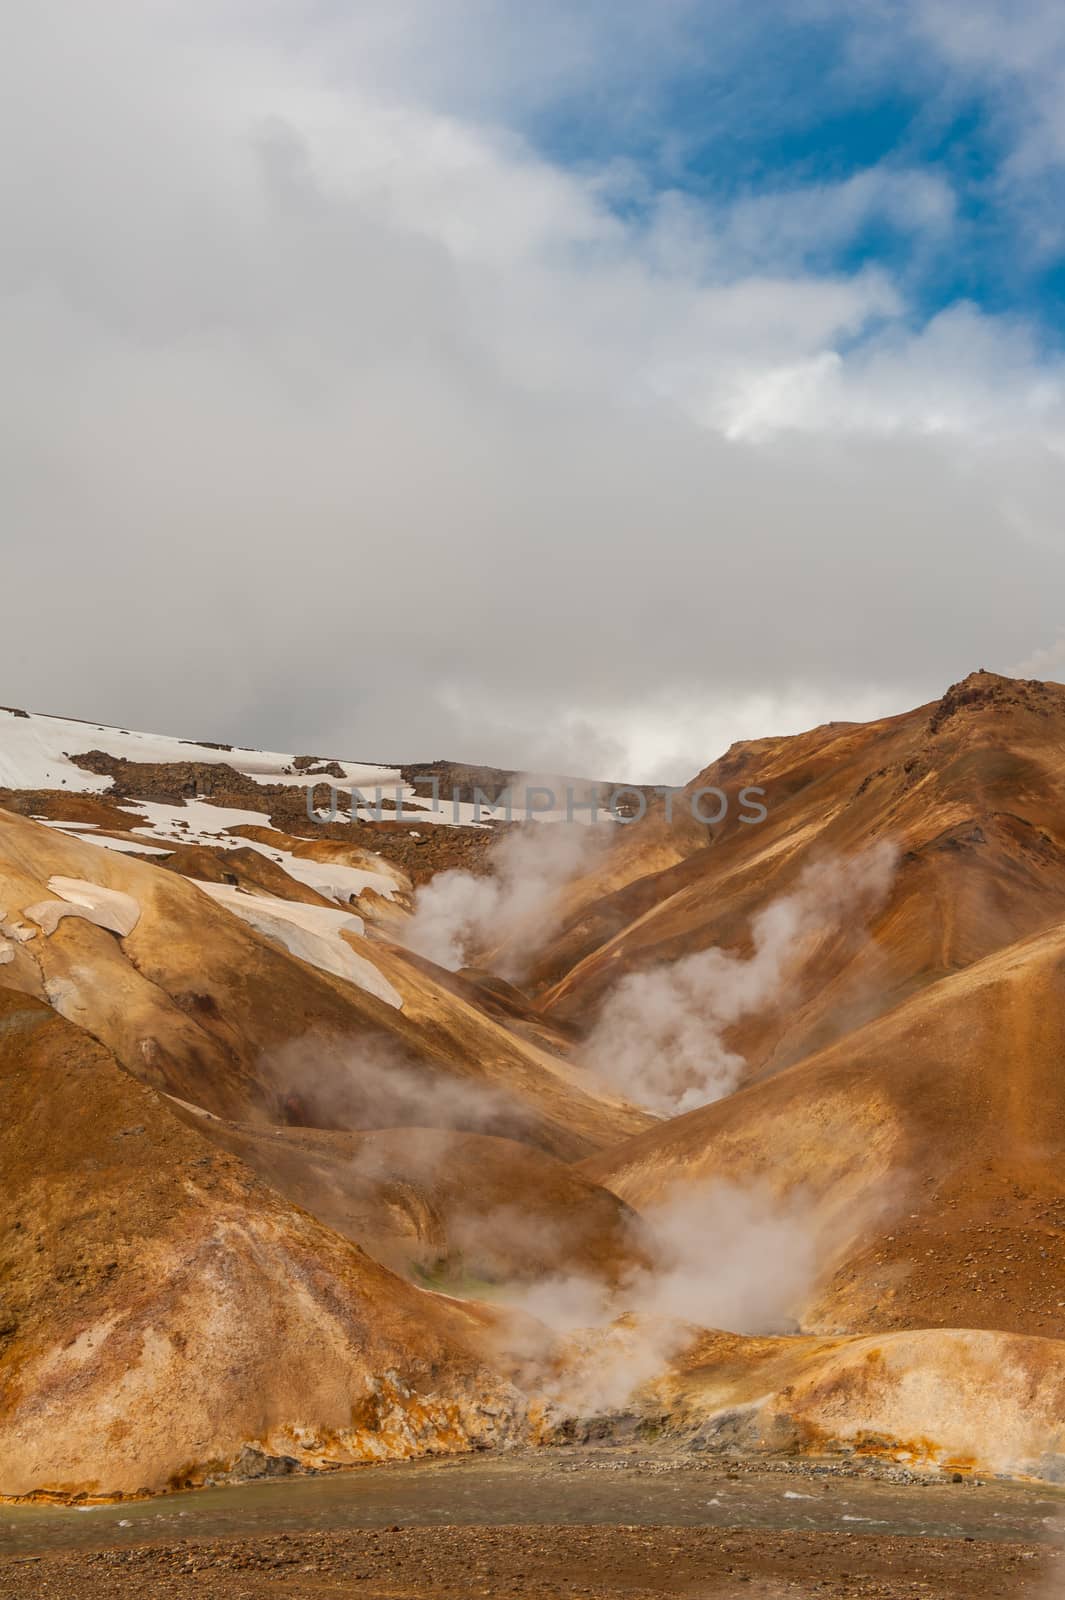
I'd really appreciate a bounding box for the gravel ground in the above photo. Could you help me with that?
[0,1523,1056,1600]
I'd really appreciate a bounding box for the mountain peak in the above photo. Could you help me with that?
[927,668,1064,735]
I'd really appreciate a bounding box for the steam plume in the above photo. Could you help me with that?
[585,841,898,1113]
[512,1178,819,1339]
[403,818,605,975]
[259,1034,521,1137]
[502,1176,845,1421]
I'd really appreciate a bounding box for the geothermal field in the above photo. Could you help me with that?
[2,672,1065,1596]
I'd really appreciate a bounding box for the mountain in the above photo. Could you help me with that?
[534,671,1065,1058]
[5,673,1065,1496]
[560,673,1065,1336]
[0,806,647,1159]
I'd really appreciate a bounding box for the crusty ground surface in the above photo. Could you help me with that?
[0,1524,1053,1599]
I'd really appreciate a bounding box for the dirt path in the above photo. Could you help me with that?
[0,1523,1055,1600]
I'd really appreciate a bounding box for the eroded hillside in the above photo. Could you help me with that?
[4,674,1065,1496]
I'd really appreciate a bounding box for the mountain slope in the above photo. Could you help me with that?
[0,989,530,1499]
[634,1324,1065,1481]
[582,915,1065,1339]
[537,672,1065,1087]
[169,1113,645,1288]
[8,674,1065,1496]
[0,807,649,1158]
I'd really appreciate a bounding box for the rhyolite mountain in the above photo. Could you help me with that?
[3,672,1065,1497]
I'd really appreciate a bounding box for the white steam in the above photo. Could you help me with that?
[506,1176,846,1422]
[514,1179,818,1339]
[402,820,605,975]
[260,1034,522,1137]
[585,840,898,1113]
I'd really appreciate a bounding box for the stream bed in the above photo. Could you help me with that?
[5,1450,1064,1558]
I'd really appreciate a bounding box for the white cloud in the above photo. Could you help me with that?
[1010,634,1065,679]
[707,166,957,274]
[722,304,1065,439]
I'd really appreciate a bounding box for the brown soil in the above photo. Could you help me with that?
[0,1524,1052,1599]
[531,671,1065,1037]
[164,1115,646,1286]
[258,791,503,885]
[156,843,339,906]
[581,918,1065,1338]
[0,790,148,829]
[0,988,530,1499]
[66,752,265,804]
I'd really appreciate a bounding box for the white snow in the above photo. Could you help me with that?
[254,764,403,789]
[37,820,171,857]
[238,840,401,904]
[28,797,403,898]
[347,791,614,827]
[0,706,611,844]
[0,706,401,795]
[24,877,141,938]
[81,834,171,857]
[122,799,275,846]
[193,881,403,1008]
[116,802,403,903]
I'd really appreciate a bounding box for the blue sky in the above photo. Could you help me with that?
[480,2,1065,337]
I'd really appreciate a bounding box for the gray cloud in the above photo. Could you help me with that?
[2,5,1065,782]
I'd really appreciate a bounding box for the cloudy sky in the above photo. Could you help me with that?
[3,2,1065,780]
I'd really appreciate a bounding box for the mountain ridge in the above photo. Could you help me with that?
[5,670,1065,1495]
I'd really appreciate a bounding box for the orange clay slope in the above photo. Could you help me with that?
[555,1321,1065,1482]
[581,916,1065,1340]
[0,987,535,1500]
[7,673,1065,1493]
[0,806,649,1160]
[532,671,1065,1089]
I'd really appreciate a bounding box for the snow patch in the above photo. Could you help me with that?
[123,799,274,847]
[193,881,402,1008]
[82,834,171,857]
[252,762,402,789]
[40,820,171,858]
[0,707,400,794]
[1,709,592,837]
[239,840,400,904]
[25,877,141,938]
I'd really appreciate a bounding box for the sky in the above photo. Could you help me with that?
[3,1,1065,781]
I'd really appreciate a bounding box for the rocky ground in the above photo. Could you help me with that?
[0,782,501,885]
[0,1524,1054,1599]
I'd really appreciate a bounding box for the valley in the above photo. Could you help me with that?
[4,673,1065,1594]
